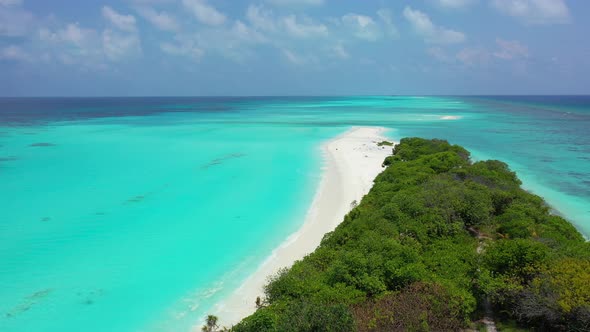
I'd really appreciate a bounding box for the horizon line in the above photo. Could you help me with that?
[1,94,589,98]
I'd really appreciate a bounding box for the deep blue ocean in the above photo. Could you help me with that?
[0,96,588,331]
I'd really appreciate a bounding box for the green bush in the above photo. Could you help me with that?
[229,138,588,331]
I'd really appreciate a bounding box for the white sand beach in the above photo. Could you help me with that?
[205,126,395,329]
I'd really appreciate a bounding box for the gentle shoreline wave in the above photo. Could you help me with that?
[206,127,393,329]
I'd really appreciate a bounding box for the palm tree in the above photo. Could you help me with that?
[201,315,219,332]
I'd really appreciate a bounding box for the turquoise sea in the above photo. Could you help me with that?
[0,96,589,331]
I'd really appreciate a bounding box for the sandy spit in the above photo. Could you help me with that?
[202,126,394,329]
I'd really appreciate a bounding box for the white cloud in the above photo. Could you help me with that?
[222,21,270,61]
[0,4,33,36]
[430,39,529,66]
[0,45,31,61]
[246,4,277,32]
[376,9,399,38]
[1,5,142,69]
[330,44,349,59]
[433,0,476,9]
[491,0,570,24]
[37,23,112,69]
[246,5,327,39]
[428,47,452,62]
[456,47,491,65]
[282,48,301,64]
[246,4,395,47]
[232,20,267,44]
[403,6,465,44]
[102,6,137,32]
[136,7,178,31]
[131,0,174,4]
[493,38,528,59]
[160,35,204,61]
[38,19,140,66]
[182,0,226,26]
[283,15,328,38]
[39,23,97,47]
[153,1,401,64]
[266,0,324,7]
[341,14,380,41]
[100,7,142,61]
[159,18,268,63]
[281,48,317,65]
[103,29,142,60]
[0,0,22,6]
[62,23,90,44]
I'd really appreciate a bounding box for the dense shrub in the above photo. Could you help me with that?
[352,282,465,332]
[512,259,590,330]
[230,137,588,331]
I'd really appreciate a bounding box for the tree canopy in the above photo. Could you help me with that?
[230,137,589,332]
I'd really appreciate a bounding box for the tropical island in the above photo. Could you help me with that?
[209,137,590,332]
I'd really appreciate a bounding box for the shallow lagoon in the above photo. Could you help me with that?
[0,96,588,331]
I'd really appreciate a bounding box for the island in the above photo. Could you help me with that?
[210,137,590,332]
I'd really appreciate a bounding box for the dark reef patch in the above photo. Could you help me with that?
[0,156,18,169]
[29,142,56,147]
[126,195,145,203]
[40,217,51,222]
[568,171,587,179]
[4,289,53,319]
[0,156,18,163]
[77,289,105,306]
[201,153,246,169]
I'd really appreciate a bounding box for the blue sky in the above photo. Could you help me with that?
[1,0,589,96]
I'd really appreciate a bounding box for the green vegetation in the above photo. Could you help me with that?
[229,138,589,331]
[203,315,224,332]
[377,140,394,147]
